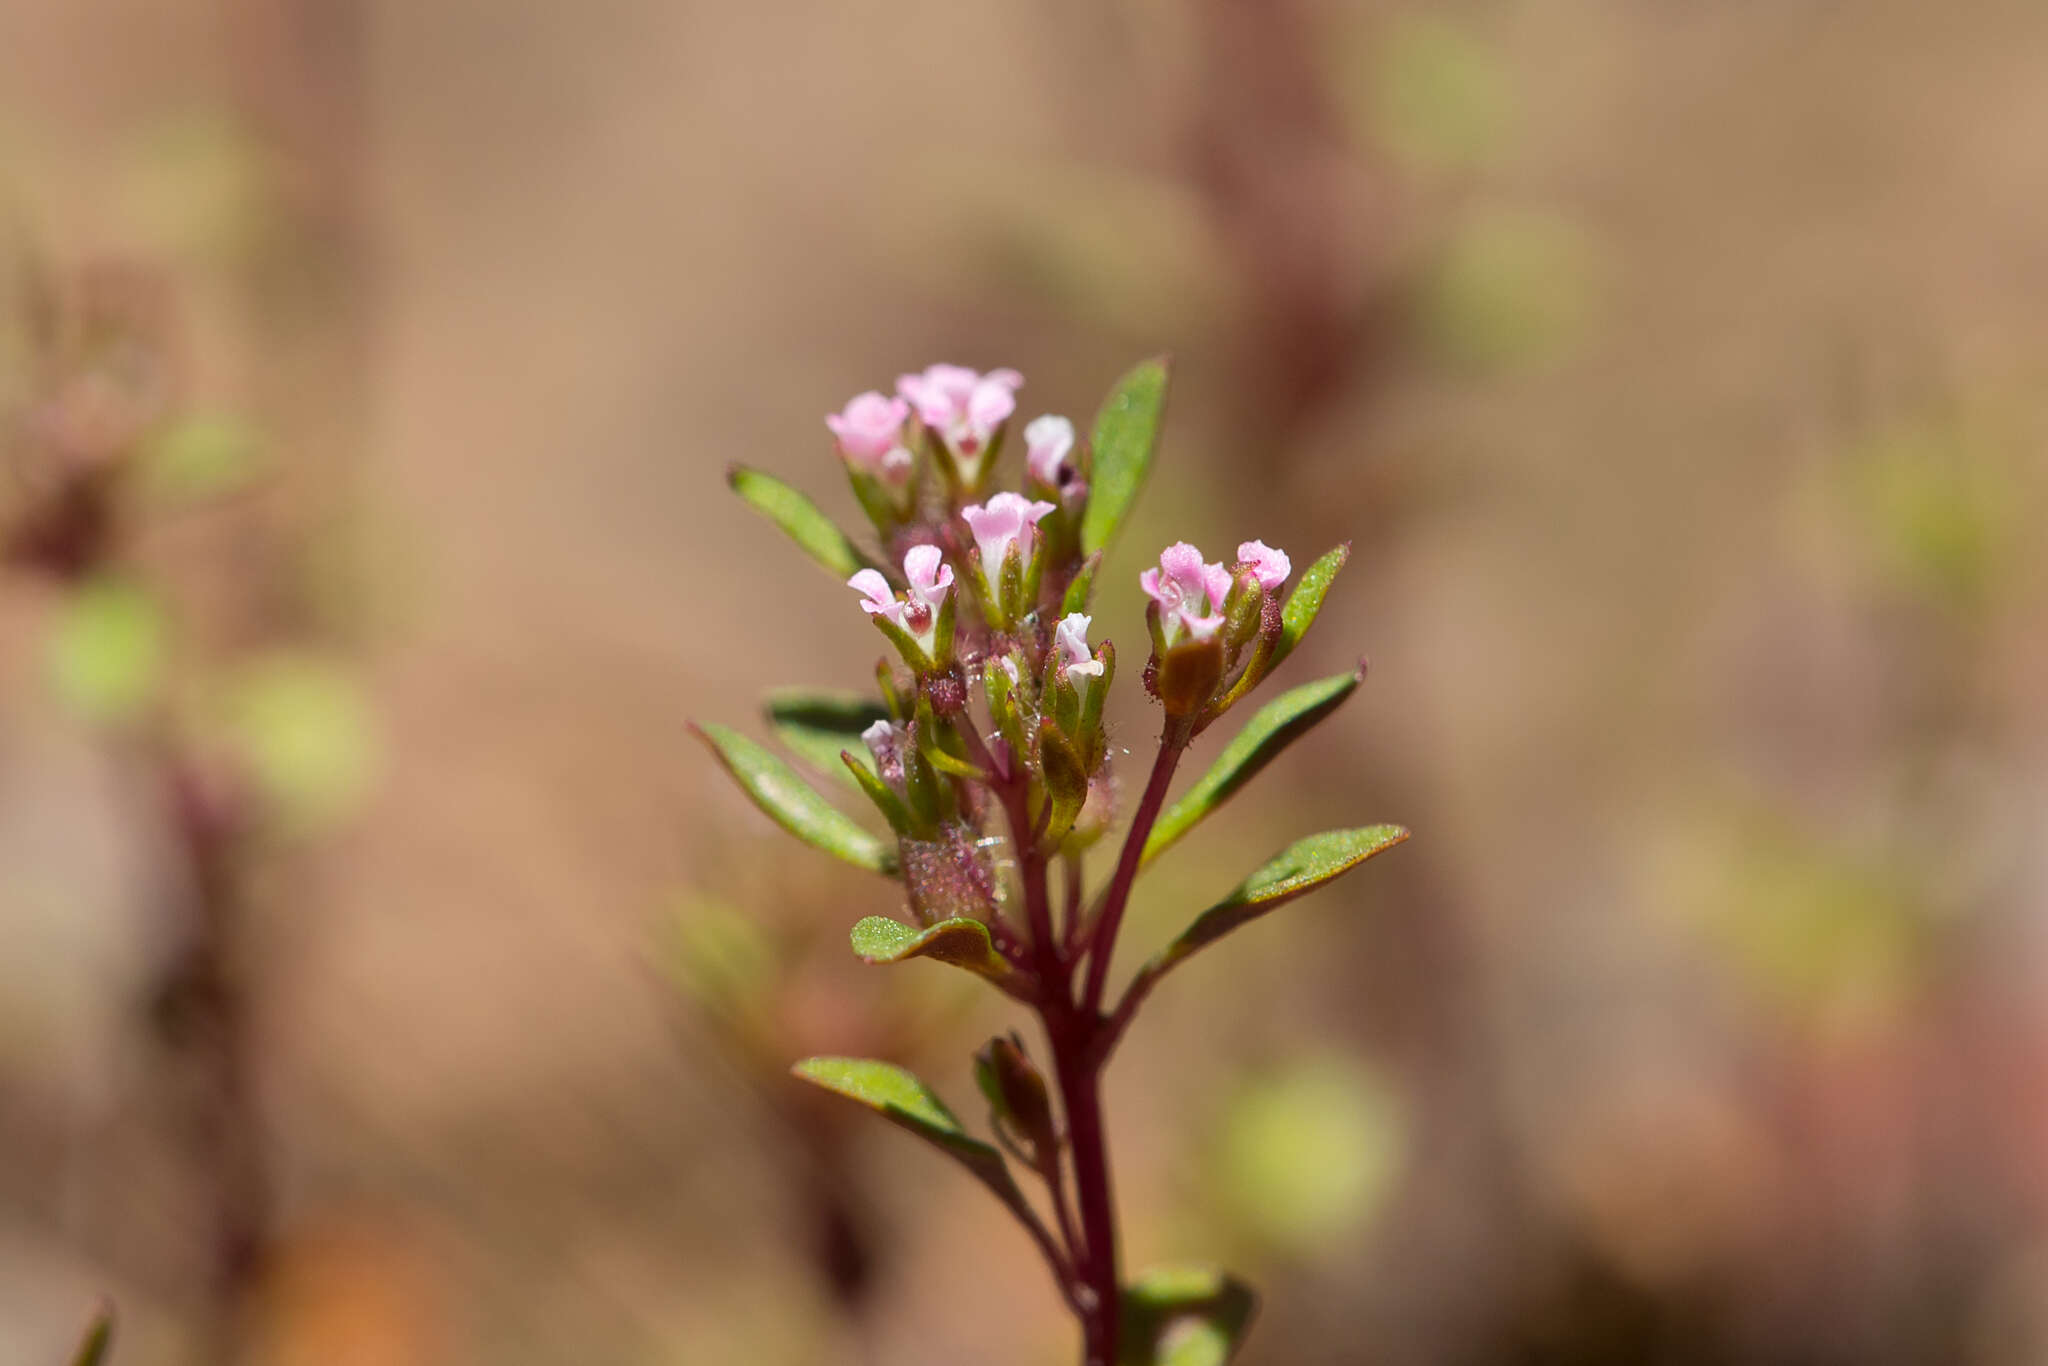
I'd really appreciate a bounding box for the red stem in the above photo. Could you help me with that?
[1049,1004,1120,1365]
[1080,722,1189,1016]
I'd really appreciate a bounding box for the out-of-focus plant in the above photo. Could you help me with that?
[696,359,1406,1364]
[66,1305,115,1366]
[2,258,376,1363]
[662,880,978,1336]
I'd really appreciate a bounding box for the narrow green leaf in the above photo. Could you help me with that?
[791,1056,1024,1206]
[693,722,897,875]
[850,915,1016,988]
[1143,670,1362,867]
[1119,1266,1258,1366]
[1158,826,1407,973]
[1266,543,1349,672]
[766,689,889,782]
[727,465,880,580]
[1080,357,1171,555]
[69,1306,115,1366]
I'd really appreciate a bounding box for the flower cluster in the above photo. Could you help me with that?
[705,356,1401,1366]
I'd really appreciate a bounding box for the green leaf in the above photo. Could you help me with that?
[46,578,166,726]
[765,689,889,782]
[727,465,880,580]
[1143,670,1362,867]
[791,1056,1024,1208]
[1266,543,1348,672]
[693,722,897,875]
[1080,357,1170,555]
[1119,1266,1257,1366]
[850,915,1017,989]
[69,1305,115,1366]
[1157,826,1407,973]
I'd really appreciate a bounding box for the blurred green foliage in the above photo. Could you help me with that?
[1848,406,2027,615]
[1213,1056,1405,1248]
[1418,210,1596,375]
[1367,15,1513,173]
[45,577,166,726]
[138,413,265,506]
[220,651,379,832]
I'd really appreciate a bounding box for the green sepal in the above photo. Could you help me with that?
[691,722,898,875]
[842,751,915,837]
[868,609,936,674]
[1119,1266,1258,1366]
[727,465,880,580]
[931,580,957,669]
[1062,551,1102,616]
[765,689,889,783]
[999,541,1027,625]
[851,915,1019,991]
[1154,826,1407,975]
[1080,357,1170,555]
[980,656,1027,768]
[1037,720,1089,846]
[1144,669,1363,867]
[876,658,909,719]
[1266,542,1349,673]
[914,696,984,782]
[1080,640,1115,762]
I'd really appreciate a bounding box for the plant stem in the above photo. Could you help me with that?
[1081,722,1189,1016]
[1050,1006,1120,1366]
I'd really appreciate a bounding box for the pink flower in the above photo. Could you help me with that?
[897,364,1023,468]
[961,492,1056,583]
[826,391,912,484]
[848,544,955,643]
[1024,414,1076,487]
[847,568,903,628]
[1235,540,1291,590]
[1140,541,1232,644]
[1054,612,1104,683]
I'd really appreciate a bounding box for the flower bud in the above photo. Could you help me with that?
[975,1033,1056,1165]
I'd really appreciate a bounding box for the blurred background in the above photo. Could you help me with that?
[4,1,2048,1362]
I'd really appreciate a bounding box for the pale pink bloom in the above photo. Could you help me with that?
[897,364,1024,466]
[848,568,903,629]
[1024,414,1076,487]
[848,545,955,644]
[826,392,913,483]
[1139,541,1232,644]
[961,492,1056,583]
[1235,540,1292,590]
[1054,612,1105,682]
[902,544,955,610]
